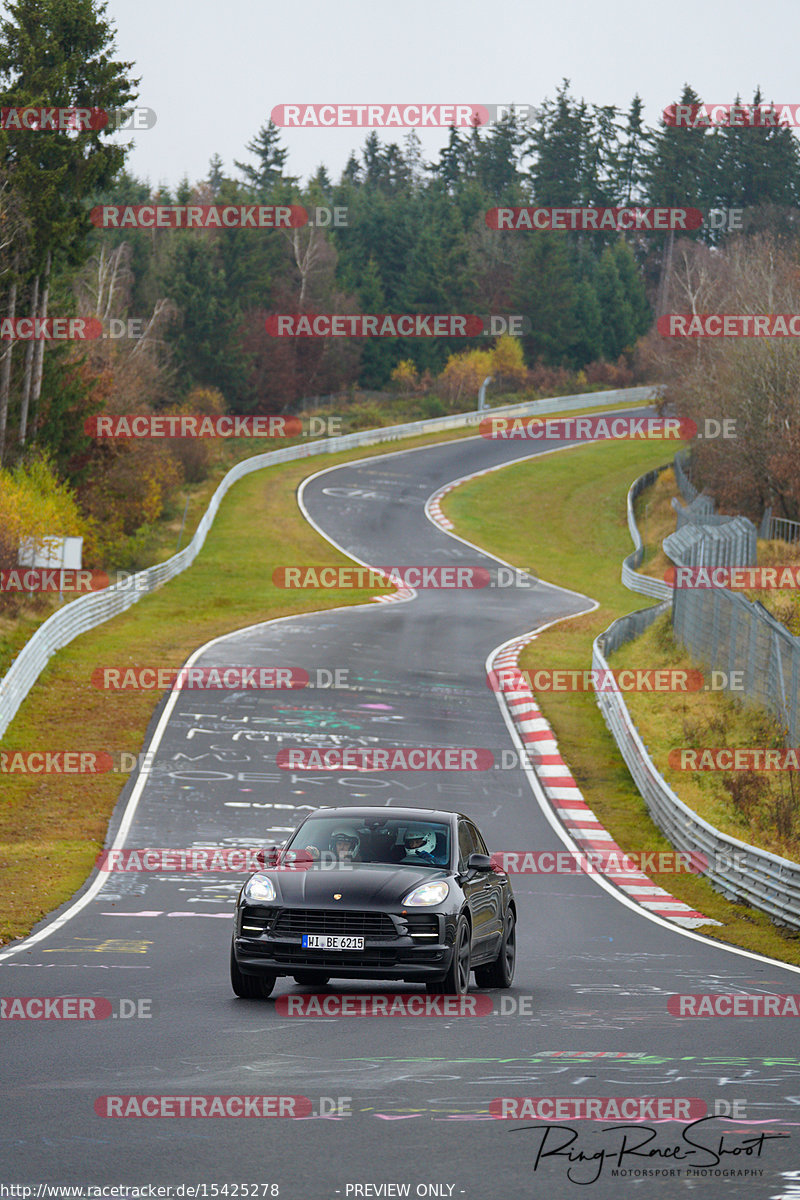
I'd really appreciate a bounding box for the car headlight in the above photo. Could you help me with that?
[403,880,449,906]
[243,874,277,903]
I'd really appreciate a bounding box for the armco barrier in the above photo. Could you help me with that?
[673,447,698,503]
[599,463,800,929]
[0,386,655,741]
[620,466,673,600]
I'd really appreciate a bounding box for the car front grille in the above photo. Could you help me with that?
[271,908,398,940]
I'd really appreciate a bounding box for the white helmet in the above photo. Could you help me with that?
[329,825,360,855]
[404,826,437,856]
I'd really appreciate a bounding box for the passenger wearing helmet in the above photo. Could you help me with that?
[329,826,361,861]
[401,825,439,865]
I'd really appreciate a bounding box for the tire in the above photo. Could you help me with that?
[230,942,276,999]
[426,915,471,995]
[292,972,330,987]
[474,908,516,989]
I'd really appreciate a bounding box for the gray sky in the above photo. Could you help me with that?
[103,0,800,189]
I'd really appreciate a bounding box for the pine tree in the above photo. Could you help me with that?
[526,80,587,205]
[164,237,248,403]
[512,231,580,365]
[0,0,137,453]
[595,245,635,359]
[616,95,648,205]
[431,127,468,195]
[473,111,525,200]
[207,153,225,196]
[568,278,604,365]
[357,255,394,387]
[234,120,296,198]
[611,239,650,336]
[645,84,710,313]
[711,88,800,229]
[362,132,386,190]
[341,152,361,186]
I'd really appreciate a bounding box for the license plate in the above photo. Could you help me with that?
[302,934,365,950]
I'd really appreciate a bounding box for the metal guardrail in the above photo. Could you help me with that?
[0,386,656,741]
[673,448,698,503]
[673,493,716,526]
[599,463,800,929]
[763,511,800,545]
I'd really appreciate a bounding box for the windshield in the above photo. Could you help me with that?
[283,816,451,869]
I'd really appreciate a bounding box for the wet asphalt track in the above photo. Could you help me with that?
[3,407,800,1199]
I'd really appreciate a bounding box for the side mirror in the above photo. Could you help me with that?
[258,845,283,868]
[467,852,493,872]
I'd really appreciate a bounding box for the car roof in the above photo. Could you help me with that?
[301,806,464,824]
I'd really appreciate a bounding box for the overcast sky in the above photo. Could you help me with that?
[101,0,798,190]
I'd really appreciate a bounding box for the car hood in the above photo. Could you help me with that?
[252,862,450,907]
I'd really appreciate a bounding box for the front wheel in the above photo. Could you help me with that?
[474,909,516,989]
[426,916,471,995]
[230,942,276,999]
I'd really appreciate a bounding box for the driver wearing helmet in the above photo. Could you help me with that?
[329,825,361,862]
[401,825,439,865]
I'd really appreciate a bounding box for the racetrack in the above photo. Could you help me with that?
[2,408,799,1198]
